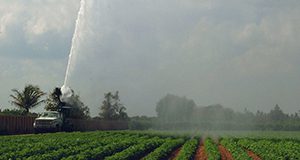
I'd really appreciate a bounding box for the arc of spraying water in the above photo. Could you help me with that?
[64,0,86,86]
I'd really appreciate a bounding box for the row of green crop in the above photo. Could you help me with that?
[0,131,192,160]
[143,138,185,160]
[105,137,164,160]
[238,138,300,160]
[204,138,221,160]
[61,139,136,160]
[0,132,114,159]
[205,137,300,160]
[27,134,144,160]
[1,131,299,160]
[220,138,251,160]
[0,131,163,160]
[175,138,198,160]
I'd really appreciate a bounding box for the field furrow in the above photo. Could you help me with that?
[194,140,207,160]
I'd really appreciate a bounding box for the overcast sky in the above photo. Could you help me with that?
[1,0,300,116]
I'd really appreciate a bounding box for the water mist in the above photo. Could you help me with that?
[61,0,86,101]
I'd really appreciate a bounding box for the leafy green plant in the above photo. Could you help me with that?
[105,137,164,160]
[175,138,198,160]
[238,138,300,160]
[143,138,185,160]
[220,138,251,160]
[204,138,221,160]
[2,130,298,160]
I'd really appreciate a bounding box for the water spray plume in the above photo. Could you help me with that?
[63,0,86,87]
[61,85,73,98]
[60,85,73,103]
[61,0,85,102]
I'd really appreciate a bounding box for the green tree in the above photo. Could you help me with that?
[100,92,114,119]
[156,94,195,122]
[99,91,128,120]
[269,104,286,122]
[67,94,90,119]
[10,84,45,113]
[45,88,61,111]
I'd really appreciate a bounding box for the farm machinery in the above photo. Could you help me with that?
[33,87,73,133]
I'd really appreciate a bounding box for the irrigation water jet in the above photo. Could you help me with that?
[60,85,73,103]
[61,0,86,101]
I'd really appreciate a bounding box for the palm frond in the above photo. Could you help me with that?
[10,85,45,112]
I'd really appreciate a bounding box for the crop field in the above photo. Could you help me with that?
[1,131,299,160]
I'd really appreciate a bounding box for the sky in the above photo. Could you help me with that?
[0,0,300,117]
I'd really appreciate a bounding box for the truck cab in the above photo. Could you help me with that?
[33,87,74,133]
[33,111,63,133]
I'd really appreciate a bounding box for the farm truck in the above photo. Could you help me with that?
[33,87,73,133]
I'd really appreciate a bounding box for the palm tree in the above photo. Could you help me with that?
[10,84,45,113]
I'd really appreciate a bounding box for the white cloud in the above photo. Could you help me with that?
[0,2,23,40]
[1,0,300,115]
[0,0,79,42]
[0,13,13,38]
[24,0,79,42]
[232,7,300,76]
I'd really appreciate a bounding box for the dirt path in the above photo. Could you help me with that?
[247,150,261,160]
[168,146,182,160]
[194,140,207,160]
[218,145,233,160]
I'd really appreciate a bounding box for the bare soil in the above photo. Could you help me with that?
[168,146,182,160]
[194,140,207,160]
[218,145,233,160]
[247,150,261,160]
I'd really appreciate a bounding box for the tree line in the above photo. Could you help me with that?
[0,84,128,120]
[2,85,299,130]
[132,94,300,131]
